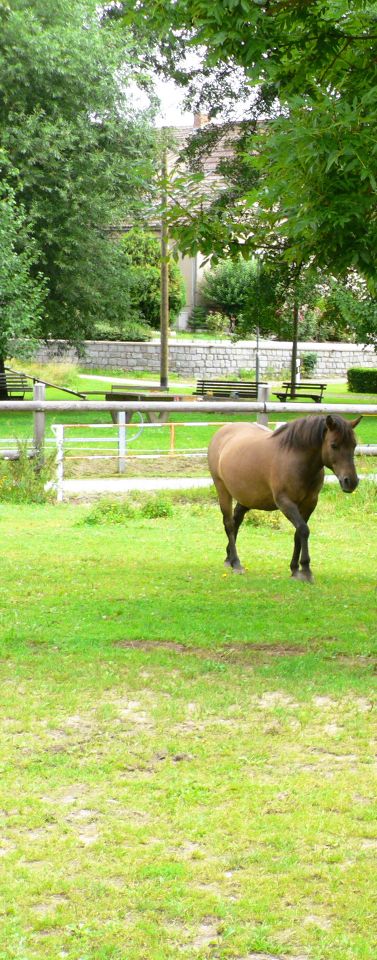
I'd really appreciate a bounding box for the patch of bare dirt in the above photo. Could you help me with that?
[32,894,69,916]
[64,807,100,846]
[0,839,16,857]
[360,838,377,849]
[112,699,155,728]
[191,918,221,951]
[243,955,309,960]
[115,639,308,664]
[255,692,299,710]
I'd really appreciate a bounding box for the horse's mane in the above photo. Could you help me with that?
[272,414,353,450]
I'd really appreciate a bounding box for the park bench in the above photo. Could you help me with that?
[193,379,267,399]
[0,372,33,399]
[273,382,327,403]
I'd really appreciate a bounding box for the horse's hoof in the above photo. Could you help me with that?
[291,569,314,584]
[224,558,232,567]
[232,564,245,575]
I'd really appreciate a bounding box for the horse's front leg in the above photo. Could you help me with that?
[275,494,314,583]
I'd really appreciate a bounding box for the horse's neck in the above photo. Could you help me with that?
[296,444,324,478]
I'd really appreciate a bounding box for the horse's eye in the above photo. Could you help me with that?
[331,442,338,450]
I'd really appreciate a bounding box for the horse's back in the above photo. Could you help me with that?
[208,422,271,474]
[208,422,277,509]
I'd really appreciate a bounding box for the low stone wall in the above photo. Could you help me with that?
[20,338,376,379]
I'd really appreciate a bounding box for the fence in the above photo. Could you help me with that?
[0,398,376,501]
[51,418,377,502]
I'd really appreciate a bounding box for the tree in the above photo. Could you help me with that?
[122,0,377,301]
[0,176,45,389]
[0,0,157,349]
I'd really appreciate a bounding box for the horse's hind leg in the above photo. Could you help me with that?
[215,482,245,573]
[234,502,248,543]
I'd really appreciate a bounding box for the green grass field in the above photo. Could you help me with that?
[0,485,376,960]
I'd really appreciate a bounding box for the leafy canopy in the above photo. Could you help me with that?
[0,177,45,362]
[123,0,377,300]
[0,0,157,346]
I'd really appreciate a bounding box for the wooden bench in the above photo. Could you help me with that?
[0,372,33,399]
[193,379,267,399]
[273,382,327,403]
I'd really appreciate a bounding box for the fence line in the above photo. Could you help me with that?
[0,398,376,414]
[49,420,377,503]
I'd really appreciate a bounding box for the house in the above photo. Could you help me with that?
[109,114,237,330]
[168,114,237,328]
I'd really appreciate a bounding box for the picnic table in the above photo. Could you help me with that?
[273,382,327,403]
[104,390,189,423]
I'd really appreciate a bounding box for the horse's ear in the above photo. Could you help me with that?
[325,415,336,431]
[350,415,362,428]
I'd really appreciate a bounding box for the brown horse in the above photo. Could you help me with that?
[208,414,362,582]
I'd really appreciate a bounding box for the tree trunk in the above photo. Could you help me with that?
[160,137,169,390]
[291,299,299,397]
[0,357,8,400]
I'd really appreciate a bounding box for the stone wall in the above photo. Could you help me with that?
[22,338,376,379]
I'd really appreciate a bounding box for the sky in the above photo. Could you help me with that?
[154,76,193,127]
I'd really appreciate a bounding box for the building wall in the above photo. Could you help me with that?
[23,338,377,379]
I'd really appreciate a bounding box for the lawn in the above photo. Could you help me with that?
[0,486,376,960]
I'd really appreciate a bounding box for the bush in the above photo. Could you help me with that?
[92,318,151,342]
[347,367,377,393]
[81,499,136,525]
[120,229,186,329]
[140,495,173,518]
[301,352,318,376]
[0,446,55,503]
[188,306,207,332]
[81,494,174,525]
[200,257,259,326]
[205,311,230,334]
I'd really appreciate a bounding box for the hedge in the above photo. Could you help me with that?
[347,367,377,393]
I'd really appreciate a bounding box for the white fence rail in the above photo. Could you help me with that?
[49,419,377,503]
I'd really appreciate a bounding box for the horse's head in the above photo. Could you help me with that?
[322,415,362,492]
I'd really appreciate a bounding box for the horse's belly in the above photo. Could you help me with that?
[219,444,276,511]
[225,476,276,511]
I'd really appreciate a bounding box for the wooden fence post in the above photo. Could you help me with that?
[33,381,46,464]
[257,384,269,427]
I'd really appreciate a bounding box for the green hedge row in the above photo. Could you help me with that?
[347,367,377,393]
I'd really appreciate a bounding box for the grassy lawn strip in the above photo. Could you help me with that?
[0,488,376,959]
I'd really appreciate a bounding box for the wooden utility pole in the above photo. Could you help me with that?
[290,264,302,398]
[160,133,169,390]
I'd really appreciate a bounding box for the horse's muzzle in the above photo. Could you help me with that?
[339,475,359,493]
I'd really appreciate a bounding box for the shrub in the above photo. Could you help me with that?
[301,352,318,376]
[82,499,136,525]
[119,229,186,329]
[188,306,207,332]
[0,446,55,503]
[81,495,174,524]
[200,257,259,325]
[347,368,377,393]
[205,311,230,334]
[92,318,151,342]
[141,495,173,519]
